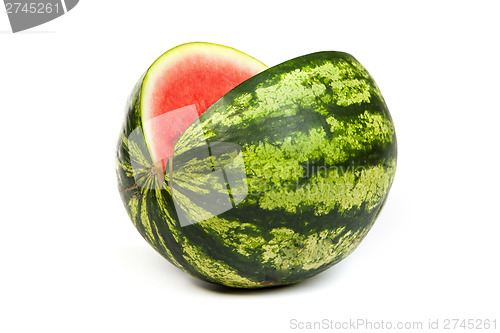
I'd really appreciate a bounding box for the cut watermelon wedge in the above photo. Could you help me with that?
[139,42,267,170]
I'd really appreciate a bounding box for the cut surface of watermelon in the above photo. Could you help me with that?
[140,42,267,168]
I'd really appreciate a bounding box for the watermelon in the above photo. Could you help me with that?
[116,44,397,288]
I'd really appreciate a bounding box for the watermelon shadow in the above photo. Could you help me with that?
[189,267,341,295]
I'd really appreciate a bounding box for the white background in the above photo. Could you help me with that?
[1,1,499,332]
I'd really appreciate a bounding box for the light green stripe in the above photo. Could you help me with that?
[148,203,184,270]
[257,158,396,215]
[261,226,361,271]
[199,217,265,257]
[181,241,261,288]
[127,195,139,229]
[139,196,157,248]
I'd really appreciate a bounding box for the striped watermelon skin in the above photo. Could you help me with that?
[116,51,397,288]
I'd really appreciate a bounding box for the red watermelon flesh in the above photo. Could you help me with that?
[140,42,267,170]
